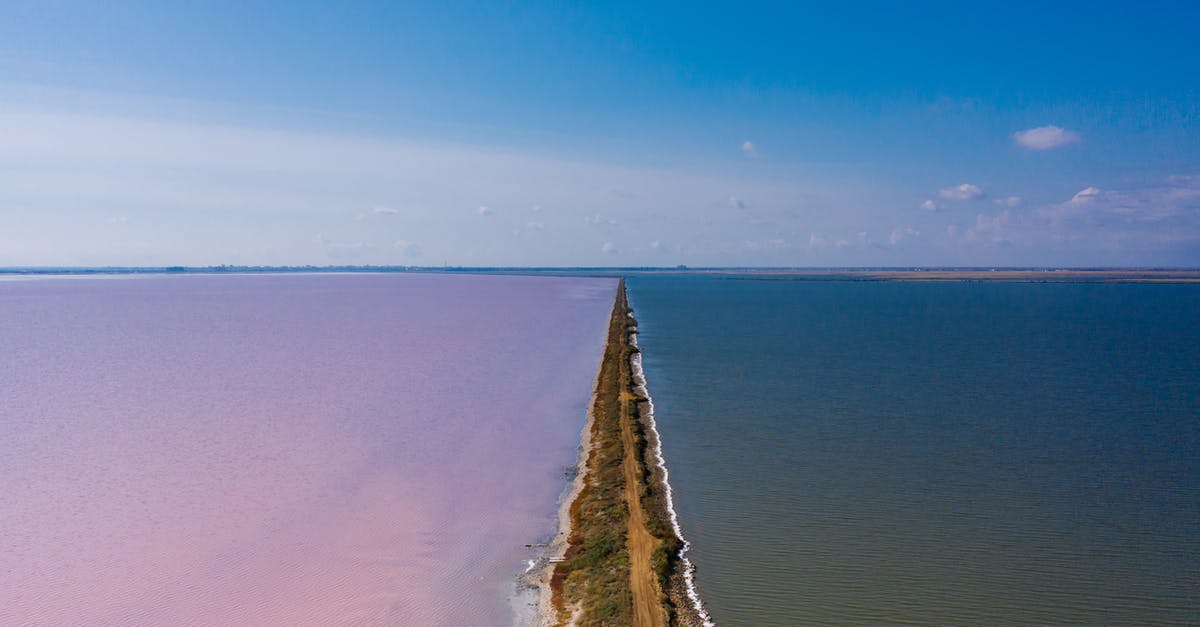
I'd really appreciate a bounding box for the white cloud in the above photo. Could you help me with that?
[107,216,130,224]
[1070,186,1101,204]
[372,205,399,215]
[1036,187,1103,224]
[649,239,662,252]
[994,195,1024,208]
[946,176,1200,253]
[1013,125,1081,150]
[1042,181,1199,225]
[477,205,493,216]
[729,195,747,210]
[808,233,828,249]
[921,199,939,211]
[938,183,984,201]
[526,221,544,231]
[600,241,618,254]
[740,141,757,157]
[394,239,421,257]
[889,226,920,245]
[584,214,617,226]
[531,204,542,212]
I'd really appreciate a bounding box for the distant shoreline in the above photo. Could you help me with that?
[721,269,1200,283]
[4,266,1199,284]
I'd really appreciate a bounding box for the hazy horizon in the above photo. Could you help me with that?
[3,264,1199,273]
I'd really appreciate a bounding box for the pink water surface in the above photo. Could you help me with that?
[0,273,615,625]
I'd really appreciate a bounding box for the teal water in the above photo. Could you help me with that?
[629,276,1200,625]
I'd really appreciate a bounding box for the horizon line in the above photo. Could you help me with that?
[4,265,1200,274]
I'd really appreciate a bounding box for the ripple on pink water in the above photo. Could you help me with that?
[0,273,615,625]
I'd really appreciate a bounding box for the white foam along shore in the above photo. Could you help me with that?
[627,311,716,627]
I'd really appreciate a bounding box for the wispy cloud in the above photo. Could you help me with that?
[948,176,1200,253]
[889,226,919,245]
[740,238,787,252]
[740,140,757,157]
[1041,182,1199,225]
[994,195,1023,208]
[316,235,373,259]
[5,93,1189,267]
[526,221,544,231]
[600,241,618,254]
[962,211,1013,244]
[921,199,939,211]
[610,189,635,200]
[1,102,854,265]
[939,183,984,201]
[1070,186,1101,204]
[810,232,873,249]
[584,214,617,227]
[1013,125,1081,151]
[394,239,422,257]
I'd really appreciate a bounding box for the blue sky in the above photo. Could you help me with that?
[2,1,1198,266]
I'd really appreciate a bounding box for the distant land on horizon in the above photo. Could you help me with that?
[3,265,1200,283]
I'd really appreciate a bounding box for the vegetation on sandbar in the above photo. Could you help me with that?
[551,279,687,626]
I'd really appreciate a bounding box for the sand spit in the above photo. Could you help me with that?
[540,279,708,626]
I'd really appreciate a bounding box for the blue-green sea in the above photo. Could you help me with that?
[628,275,1199,625]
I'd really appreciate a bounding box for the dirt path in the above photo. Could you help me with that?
[619,385,665,627]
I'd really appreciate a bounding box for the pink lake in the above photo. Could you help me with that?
[0,273,615,625]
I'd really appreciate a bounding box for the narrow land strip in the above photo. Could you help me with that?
[550,280,694,626]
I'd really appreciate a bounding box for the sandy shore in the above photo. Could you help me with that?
[518,371,601,626]
[517,282,617,626]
